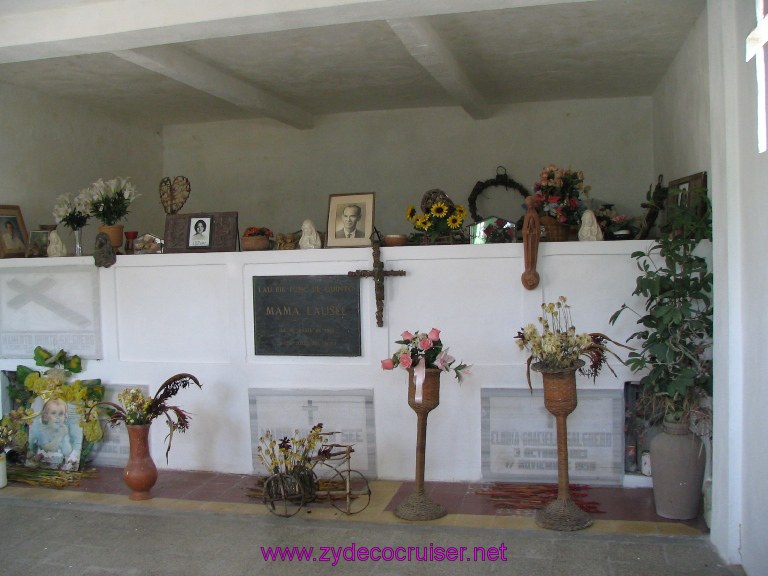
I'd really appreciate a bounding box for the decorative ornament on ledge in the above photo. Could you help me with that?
[241,227,273,251]
[531,164,590,242]
[159,176,191,215]
[406,189,468,245]
[468,165,531,224]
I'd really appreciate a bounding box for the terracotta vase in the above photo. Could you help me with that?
[650,420,706,519]
[124,424,158,501]
[395,367,447,521]
[99,224,125,251]
[532,360,592,530]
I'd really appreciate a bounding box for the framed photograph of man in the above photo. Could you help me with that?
[0,205,28,258]
[326,193,375,248]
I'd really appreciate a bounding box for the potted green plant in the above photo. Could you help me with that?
[610,189,713,519]
[88,176,139,249]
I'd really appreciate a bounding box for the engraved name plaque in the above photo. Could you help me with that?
[252,275,361,356]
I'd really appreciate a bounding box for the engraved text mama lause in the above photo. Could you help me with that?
[264,305,348,316]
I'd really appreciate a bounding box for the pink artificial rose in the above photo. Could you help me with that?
[399,353,413,368]
[381,358,395,370]
[401,330,414,341]
[418,337,433,351]
[428,328,441,341]
[434,349,455,371]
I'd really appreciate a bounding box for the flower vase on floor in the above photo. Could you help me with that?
[533,360,592,531]
[124,424,158,500]
[395,367,447,521]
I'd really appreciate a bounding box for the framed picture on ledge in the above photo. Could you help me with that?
[164,212,239,253]
[326,193,375,248]
[666,172,707,225]
[0,205,28,258]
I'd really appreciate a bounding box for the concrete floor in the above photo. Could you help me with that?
[0,480,746,576]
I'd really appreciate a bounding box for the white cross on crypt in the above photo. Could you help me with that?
[6,277,90,327]
[302,399,320,426]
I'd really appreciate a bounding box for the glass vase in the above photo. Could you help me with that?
[73,228,83,256]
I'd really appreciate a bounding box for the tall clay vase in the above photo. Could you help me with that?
[395,367,447,521]
[650,420,705,519]
[533,361,593,531]
[124,424,158,501]
[99,224,125,251]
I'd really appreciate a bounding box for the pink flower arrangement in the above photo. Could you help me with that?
[531,164,590,225]
[381,328,470,383]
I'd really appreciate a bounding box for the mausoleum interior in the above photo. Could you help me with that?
[0,1,765,574]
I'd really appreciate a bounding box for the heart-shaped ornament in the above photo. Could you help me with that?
[159,176,191,215]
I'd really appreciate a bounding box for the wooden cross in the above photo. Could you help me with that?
[348,240,406,327]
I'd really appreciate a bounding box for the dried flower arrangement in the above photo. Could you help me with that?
[89,374,201,461]
[516,296,628,389]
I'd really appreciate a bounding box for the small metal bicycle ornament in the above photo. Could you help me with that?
[262,434,371,518]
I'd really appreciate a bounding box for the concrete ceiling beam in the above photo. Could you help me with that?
[113,46,313,129]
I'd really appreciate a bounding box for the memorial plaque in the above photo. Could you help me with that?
[248,388,376,477]
[253,275,361,356]
[481,388,623,485]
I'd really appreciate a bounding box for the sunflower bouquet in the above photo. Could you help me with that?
[406,189,468,244]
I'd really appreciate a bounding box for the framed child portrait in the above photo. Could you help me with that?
[25,396,84,471]
[326,193,375,248]
[0,205,28,258]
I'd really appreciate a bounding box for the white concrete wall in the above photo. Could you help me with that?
[653,8,711,181]
[0,242,647,482]
[706,1,768,572]
[162,98,654,238]
[0,82,162,253]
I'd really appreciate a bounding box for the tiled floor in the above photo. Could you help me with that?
[6,465,708,535]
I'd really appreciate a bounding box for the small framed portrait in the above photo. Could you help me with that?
[25,396,84,471]
[28,230,51,256]
[189,217,212,248]
[164,212,239,254]
[666,172,707,224]
[0,205,28,258]
[326,193,375,248]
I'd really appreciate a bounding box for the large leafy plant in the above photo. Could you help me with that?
[610,190,713,423]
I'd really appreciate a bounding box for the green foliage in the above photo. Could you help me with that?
[610,189,713,422]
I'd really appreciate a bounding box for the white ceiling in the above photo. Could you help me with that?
[0,0,706,129]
